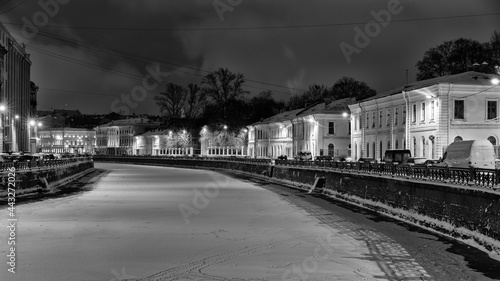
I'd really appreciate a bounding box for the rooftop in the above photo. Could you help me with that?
[360,71,500,102]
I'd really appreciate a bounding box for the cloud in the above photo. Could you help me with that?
[0,0,498,114]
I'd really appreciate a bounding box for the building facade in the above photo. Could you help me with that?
[247,109,301,158]
[349,71,500,161]
[38,127,95,154]
[0,22,32,152]
[292,98,351,158]
[247,98,351,159]
[133,128,194,156]
[95,118,158,155]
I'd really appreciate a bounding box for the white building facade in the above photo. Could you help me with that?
[95,118,158,155]
[292,99,351,158]
[247,109,301,158]
[38,128,95,154]
[246,98,351,159]
[349,71,500,161]
[133,129,194,156]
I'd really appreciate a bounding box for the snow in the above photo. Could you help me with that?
[0,163,391,281]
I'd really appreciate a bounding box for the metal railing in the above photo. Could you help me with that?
[274,159,500,189]
[0,156,94,172]
[94,155,271,165]
[91,155,499,189]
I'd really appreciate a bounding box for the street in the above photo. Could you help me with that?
[1,163,499,280]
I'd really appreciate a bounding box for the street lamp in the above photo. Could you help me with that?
[0,105,5,152]
[492,78,499,85]
[223,125,228,130]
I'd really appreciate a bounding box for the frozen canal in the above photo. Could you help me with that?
[1,163,498,280]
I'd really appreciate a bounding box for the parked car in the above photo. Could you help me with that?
[437,140,496,169]
[295,151,312,161]
[332,156,347,162]
[357,157,375,163]
[277,155,288,160]
[315,155,332,161]
[383,149,412,164]
[405,157,427,165]
[423,159,439,166]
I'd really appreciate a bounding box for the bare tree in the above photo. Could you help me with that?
[154,83,188,118]
[202,68,248,123]
[185,83,206,119]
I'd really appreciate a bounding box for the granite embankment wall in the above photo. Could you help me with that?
[0,160,95,197]
[271,165,500,254]
[95,156,500,254]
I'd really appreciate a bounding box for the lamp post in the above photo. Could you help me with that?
[0,104,5,153]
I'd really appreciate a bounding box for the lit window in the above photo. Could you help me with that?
[430,101,435,120]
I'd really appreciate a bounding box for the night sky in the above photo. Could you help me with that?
[2,0,500,114]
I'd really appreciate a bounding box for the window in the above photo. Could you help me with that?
[379,110,382,127]
[386,109,390,126]
[430,101,435,120]
[403,106,407,124]
[372,112,376,128]
[413,137,417,156]
[412,104,417,123]
[422,137,426,158]
[366,143,370,157]
[348,122,351,135]
[394,108,399,125]
[366,113,369,128]
[395,139,399,149]
[488,136,497,146]
[328,143,334,156]
[328,122,335,134]
[421,102,426,121]
[454,100,465,119]
[379,141,383,159]
[487,100,497,120]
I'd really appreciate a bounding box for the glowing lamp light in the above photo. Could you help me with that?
[14,115,19,119]
[29,120,35,126]
[342,112,349,118]
[0,105,5,111]
[492,78,500,85]
[223,125,228,130]
[38,122,42,127]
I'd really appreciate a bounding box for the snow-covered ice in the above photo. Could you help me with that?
[0,163,422,280]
